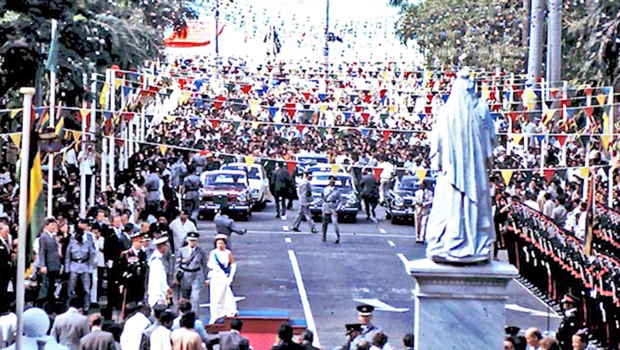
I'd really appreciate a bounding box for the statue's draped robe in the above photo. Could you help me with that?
[426,76,497,263]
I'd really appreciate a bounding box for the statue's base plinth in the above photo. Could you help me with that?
[408,258,518,350]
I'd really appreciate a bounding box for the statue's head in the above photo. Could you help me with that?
[23,307,50,337]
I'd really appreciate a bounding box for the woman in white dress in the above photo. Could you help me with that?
[207,234,238,324]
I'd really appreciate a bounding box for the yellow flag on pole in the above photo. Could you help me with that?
[10,109,22,119]
[159,145,167,155]
[244,156,256,170]
[99,83,109,107]
[416,169,428,183]
[331,165,340,173]
[9,133,21,148]
[501,170,514,186]
[579,166,589,179]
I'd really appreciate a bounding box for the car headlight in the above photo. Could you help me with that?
[393,196,404,207]
[238,192,247,202]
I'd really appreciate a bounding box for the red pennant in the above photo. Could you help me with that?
[404,71,412,79]
[214,95,227,110]
[178,78,187,90]
[492,103,501,112]
[210,119,220,128]
[560,98,570,109]
[585,87,593,97]
[382,130,393,142]
[515,90,524,100]
[122,112,134,122]
[550,89,559,99]
[302,92,310,101]
[556,135,567,147]
[361,112,370,124]
[427,94,434,103]
[355,106,363,112]
[241,85,252,94]
[296,125,305,134]
[585,106,594,118]
[364,94,371,103]
[373,168,383,181]
[284,103,296,118]
[544,169,556,184]
[379,89,387,98]
[286,161,297,176]
[115,139,124,147]
[425,106,432,115]
[509,111,520,124]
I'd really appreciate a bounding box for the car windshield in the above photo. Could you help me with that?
[222,165,260,180]
[398,178,418,192]
[204,173,247,187]
[298,156,328,164]
[308,166,332,173]
[313,175,352,189]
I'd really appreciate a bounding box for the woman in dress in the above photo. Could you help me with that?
[207,234,238,324]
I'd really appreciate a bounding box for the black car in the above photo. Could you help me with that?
[386,175,436,225]
[309,172,360,223]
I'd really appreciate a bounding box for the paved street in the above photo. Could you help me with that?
[194,202,561,349]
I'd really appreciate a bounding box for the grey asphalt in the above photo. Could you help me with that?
[194,203,560,349]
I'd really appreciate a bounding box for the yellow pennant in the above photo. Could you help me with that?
[115,78,123,90]
[249,99,260,116]
[388,106,395,114]
[511,134,524,145]
[9,133,21,148]
[416,169,428,183]
[579,166,589,179]
[319,104,328,112]
[543,109,556,125]
[333,89,342,103]
[601,135,611,150]
[252,121,260,129]
[79,108,90,120]
[244,156,256,169]
[481,85,490,101]
[166,115,175,123]
[331,165,340,173]
[99,83,109,107]
[72,130,82,142]
[603,112,609,133]
[522,88,537,111]
[501,169,514,186]
[10,108,22,119]
[596,94,607,106]
[159,145,167,155]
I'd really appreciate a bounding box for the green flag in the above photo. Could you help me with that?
[45,19,59,73]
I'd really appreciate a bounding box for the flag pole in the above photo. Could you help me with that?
[16,87,36,350]
[79,73,87,218]
[46,19,58,217]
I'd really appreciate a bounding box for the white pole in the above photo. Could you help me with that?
[89,74,97,207]
[608,86,615,208]
[46,23,57,218]
[80,74,88,218]
[110,69,116,189]
[16,87,36,350]
[101,69,109,192]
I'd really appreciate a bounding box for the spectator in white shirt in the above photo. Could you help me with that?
[542,193,556,217]
[120,303,152,350]
[169,210,197,250]
[149,311,174,350]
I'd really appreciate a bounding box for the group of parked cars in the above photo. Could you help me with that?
[195,152,436,223]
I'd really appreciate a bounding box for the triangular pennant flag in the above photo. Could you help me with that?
[296,125,305,134]
[244,156,256,169]
[585,87,593,97]
[373,168,383,181]
[159,145,167,155]
[555,135,567,148]
[550,88,559,99]
[284,103,296,118]
[115,78,123,90]
[211,119,220,128]
[10,108,22,119]
[99,83,109,107]
[361,129,370,138]
[214,95,227,110]
[9,133,21,148]
[601,135,611,149]
[584,106,594,118]
[382,130,393,142]
[79,108,90,120]
[286,161,297,176]
[241,84,252,94]
[344,111,352,121]
[331,165,340,173]
[268,106,278,118]
[318,93,327,102]
[543,169,555,184]
[535,135,545,144]
[252,121,260,129]
[302,92,310,101]
[501,170,514,186]
[416,169,428,183]
[71,130,82,142]
[596,94,607,106]
[361,112,370,124]
[511,134,524,145]
[579,166,589,179]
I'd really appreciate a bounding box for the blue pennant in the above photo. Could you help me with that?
[566,109,575,119]
[419,114,426,121]
[535,135,545,143]
[195,98,204,109]
[442,94,449,103]
[104,112,112,120]
[361,129,369,138]
[34,107,45,118]
[380,96,387,104]
[603,86,611,96]
[491,113,500,121]
[318,93,327,102]
[275,124,284,132]
[195,79,204,90]
[344,111,352,121]
[268,106,278,118]
[504,92,511,101]
[122,86,132,98]
[190,117,198,126]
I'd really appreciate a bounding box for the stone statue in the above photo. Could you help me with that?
[425,69,497,264]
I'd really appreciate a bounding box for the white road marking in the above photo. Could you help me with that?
[288,250,321,348]
[396,253,409,270]
[281,215,287,220]
[353,298,409,312]
[285,237,292,243]
[283,225,289,231]
[379,228,387,235]
[513,279,559,316]
[246,230,414,239]
[505,304,561,318]
[387,240,395,247]
[200,296,246,308]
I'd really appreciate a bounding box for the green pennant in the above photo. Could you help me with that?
[303,109,314,122]
[226,83,236,93]
[404,131,413,140]
[380,113,388,122]
[233,121,240,130]
[319,128,327,136]
[231,98,245,113]
[580,135,590,148]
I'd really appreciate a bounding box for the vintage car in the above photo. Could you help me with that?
[309,172,360,223]
[385,175,436,224]
[220,163,270,211]
[198,170,253,221]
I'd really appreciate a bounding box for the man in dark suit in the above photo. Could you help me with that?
[79,313,116,350]
[271,162,293,219]
[271,324,304,350]
[300,330,319,350]
[38,217,62,304]
[119,231,148,307]
[119,223,133,252]
[359,168,379,222]
[207,318,249,350]
[0,223,14,303]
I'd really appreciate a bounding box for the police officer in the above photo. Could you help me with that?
[65,227,96,311]
[557,293,583,350]
[182,166,201,222]
[120,231,148,307]
[350,305,385,350]
[176,232,209,315]
[214,208,247,250]
[147,236,172,306]
[292,172,317,233]
[145,165,162,215]
[321,175,342,243]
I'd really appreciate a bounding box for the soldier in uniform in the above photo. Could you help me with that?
[145,166,162,216]
[334,324,362,350]
[214,207,247,250]
[181,166,201,222]
[292,172,317,233]
[120,231,148,307]
[65,227,96,311]
[557,293,583,350]
[147,236,172,306]
[176,232,209,315]
[321,175,342,243]
[350,305,384,350]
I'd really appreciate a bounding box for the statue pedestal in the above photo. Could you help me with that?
[408,258,518,350]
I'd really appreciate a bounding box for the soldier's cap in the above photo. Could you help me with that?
[129,231,143,240]
[142,233,152,241]
[356,304,374,316]
[214,234,228,242]
[505,326,521,336]
[561,293,580,304]
[154,236,169,245]
[345,323,363,335]
[123,223,135,233]
[186,232,200,240]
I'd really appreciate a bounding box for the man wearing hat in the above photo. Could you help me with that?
[181,166,201,222]
[64,226,96,312]
[214,208,247,249]
[176,232,209,315]
[148,236,172,306]
[119,231,149,308]
[321,175,342,243]
[334,324,362,350]
[350,305,384,350]
[292,172,317,233]
[557,293,582,350]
